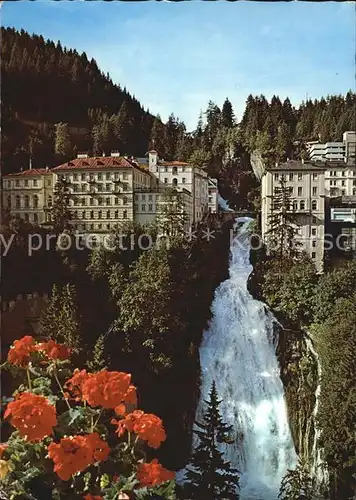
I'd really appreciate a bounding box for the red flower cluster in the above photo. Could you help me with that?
[137,459,175,487]
[112,410,166,449]
[7,336,35,367]
[65,370,137,409]
[4,392,57,442]
[36,340,71,360]
[48,433,110,481]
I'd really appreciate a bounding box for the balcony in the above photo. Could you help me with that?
[330,208,356,223]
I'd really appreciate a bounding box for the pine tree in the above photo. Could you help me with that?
[184,381,240,499]
[149,115,167,158]
[40,284,81,351]
[278,457,313,500]
[276,122,293,161]
[266,177,299,260]
[51,176,72,234]
[221,98,235,129]
[54,122,72,158]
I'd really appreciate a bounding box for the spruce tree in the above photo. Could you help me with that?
[51,176,72,234]
[221,98,235,129]
[184,381,240,499]
[54,122,72,158]
[266,177,299,260]
[278,457,313,500]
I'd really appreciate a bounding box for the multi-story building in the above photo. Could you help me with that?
[325,162,356,198]
[208,178,219,213]
[308,131,356,163]
[261,160,326,272]
[52,153,152,234]
[2,167,54,225]
[147,150,208,222]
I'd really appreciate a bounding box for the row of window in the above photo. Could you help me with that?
[71,183,129,193]
[22,213,39,223]
[274,172,320,182]
[135,205,154,212]
[160,166,187,174]
[329,180,356,187]
[135,194,155,201]
[292,200,319,211]
[330,188,356,196]
[329,170,356,177]
[163,178,187,185]
[71,196,130,206]
[71,210,128,220]
[5,179,52,189]
[274,186,319,196]
[64,172,130,182]
[9,195,52,209]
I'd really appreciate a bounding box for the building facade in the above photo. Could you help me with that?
[208,178,219,213]
[2,168,54,226]
[261,160,326,272]
[308,131,356,163]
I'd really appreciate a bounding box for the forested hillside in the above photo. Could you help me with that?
[2,27,355,209]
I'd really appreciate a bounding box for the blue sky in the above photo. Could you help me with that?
[2,1,355,130]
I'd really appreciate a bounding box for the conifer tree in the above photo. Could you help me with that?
[184,381,240,499]
[87,334,107,371]
[54,122,72,158]
[51,176,72,234]
[266,177,299,260]
[221,98,235,129]
[278,457,313,500]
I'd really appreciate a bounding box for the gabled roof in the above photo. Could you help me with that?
[158,161,191,167]
[267,160,326,172]
[5,168,51,177]
[52,156,148,174]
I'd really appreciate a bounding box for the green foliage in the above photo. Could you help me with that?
[313,295,356,497]
[279,457,314,500]
[54,122,72,158]
[40,284,81,351]
[51,176,72,234]
[184,381,240,499]
[156,188,189,240]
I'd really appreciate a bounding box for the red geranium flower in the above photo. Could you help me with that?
[7,336,36,367]
[137,459,175,487]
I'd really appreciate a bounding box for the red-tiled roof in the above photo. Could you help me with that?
[159,161,191,166]
[52,156,147,173]
[5,168,51,177]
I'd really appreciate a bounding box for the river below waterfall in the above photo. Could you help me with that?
[196,217,297,499]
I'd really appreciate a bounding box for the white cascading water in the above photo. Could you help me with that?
[196,217,297,499]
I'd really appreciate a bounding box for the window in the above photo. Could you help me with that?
[90,174,94,181]
[7,196,11,208]
[274,173,279,181]
[172,178,178,186]
[172,166,178,175]
[98,173,102,181]
[142,205,146,211]
[293,201,298,211]
[148,204,153,212]
[312,228,317,236]
[106,198,111,205]
[182,167,186,173]
[98,223,102,230]
[115,173,119,180]
[33,213,38,224]
[122,184,128,191]
[106,173,110,180]
[342,171,346,177]
[298,173,302,181]
[73,197,79,206]
[148,194,153,201]
[90,198,94,206]
[298,187,303,196]
[97,184,103,192]
[24,213,29,222]
[16,195,21,208]
[289,173,293,181]
[98,211,102,219]
[353,189,356,195]
[98,197,103,205]
[81,198,85,206]
[312,216,318,224]
[164,178,168,184]
[312,173,318,180]
[123,197,128,205]
[115,197,119,205]
[123,172,128,180]
[300,200,305,210]
[106,184,111,191]
[15,180,20,187]
[90,211,94,219]
[114,210,119,219]
[81,173,86,181]
[90,224,94,231]
[107,211,110,219]
[33,179,38,187]
[47,179,51,187]
[312,187,318,196]
[82,211,86,219]
[341,180,345,187]
[312,252,316,259]
[107,224,110,230]
[165,167,168,173]
[73,174,78,181]
[182,177,186,184]
[73,184,79,192]
[312,200,317,210]
[123,210,127,219]
[142,194,146,201]
[24,195,30,208]
[24,180,29,187]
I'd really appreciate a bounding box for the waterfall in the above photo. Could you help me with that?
[305,336,329,492]
[196,217,297,499]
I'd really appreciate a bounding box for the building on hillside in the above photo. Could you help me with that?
[147,150,208,222]
[327,195,356,258]
[261,160,326,272]
[1,167,54,226]
[324,162,356,198]
[308,131,356,163]
[208,178,219,213]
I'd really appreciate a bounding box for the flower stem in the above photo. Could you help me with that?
[53,366,71,410]
[92,409,103,431]
[26,368,32,391]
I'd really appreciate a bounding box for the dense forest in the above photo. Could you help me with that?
[2,27,355,209]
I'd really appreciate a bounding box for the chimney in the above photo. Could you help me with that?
[29,158,32,170]
[77,152,88,159]
[111,151,120,157]
[102,151,106,157]
[46,166,49,172]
